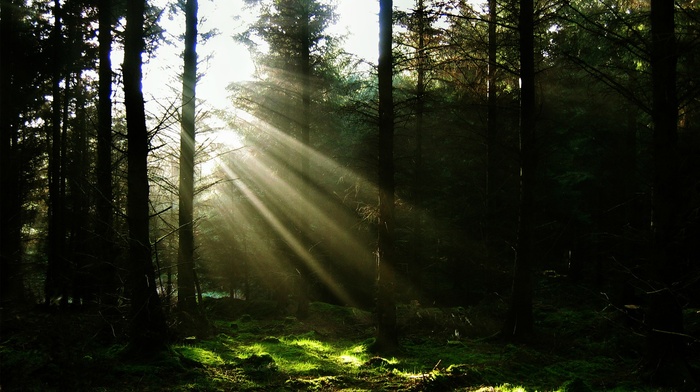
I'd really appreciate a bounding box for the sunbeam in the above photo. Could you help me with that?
[203,110,384,307]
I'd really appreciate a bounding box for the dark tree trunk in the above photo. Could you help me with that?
[502,0,535,339]
[124,0,168,352]
[46,0,69,307]
[61,0,89,306]
[410,0,426,298]
[374,0,398,354]
[70,77,91,306]
[646,1,695,388]
[178,0,198,315]
[96,0,118,308]
[486,0,499,265]
[0,0,26,307]
[295,3,312,319]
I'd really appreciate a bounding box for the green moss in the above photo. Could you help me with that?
[495,384,529,392]
[176,346,225,366]
[2,300,681,391]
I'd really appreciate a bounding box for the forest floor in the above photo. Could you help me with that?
[1,278,699,391]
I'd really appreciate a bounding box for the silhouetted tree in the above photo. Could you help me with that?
[502,0,535,339]
[486,0,499,265]
[0,0,33,307]
[395,0,441,299]
[45,0,69,307]
[123,0,168,352]
[374,0,399,354]
[178,0,199,315]
[645,1,696,388]
[96,0,119,308]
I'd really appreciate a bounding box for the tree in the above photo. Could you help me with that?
[0,0,34,307]
[96,0,119,308]
[645,0,696,388]
[408,0,430,297]
[45,0,69,307]
[394,0,442,299]
[123,0,168,352]
[177,0,199,315]
[502,0,535,339]
[552,3,699,383]
[243,0,337,143]
[427,0,525,301]
[374,0,399,354]
[297,0,313,317]
[485,0,499,265]
[236,0,339,315]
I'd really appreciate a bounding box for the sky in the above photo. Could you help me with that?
[142,0,420,116]
[140,0,484,148]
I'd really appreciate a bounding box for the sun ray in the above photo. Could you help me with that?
[217,159,355,305]
[193,99,402,307]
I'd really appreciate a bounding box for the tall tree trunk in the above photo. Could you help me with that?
[62,1,81,305]
[502,0,535,339]
[70,76,91,306]
[46,0,68,307]
[486,0,499,265]
[123,0,168,352]
[411,0,426,299]
[374,0,398,354]
[0,0,26,307]
[96,0,118,308]
[646,1,695,388]
[178,0,198,315]
[297,2,312,319]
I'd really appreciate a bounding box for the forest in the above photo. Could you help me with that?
[1,0,699,390]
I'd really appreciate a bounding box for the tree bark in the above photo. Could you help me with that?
[646,1,695,388]
[486,0,499,265]
[0,0,26,307]
[96,0,118,308]
[374,0,399,354]
[178,0,198,315]
[502,0,535,339]
[296,1,312,319]
[46,0,69,307]
[70,76,91,305]
[124,0,168,352]
[410,0,426,299]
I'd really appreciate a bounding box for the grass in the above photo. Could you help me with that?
[167,298,651,391]
[2,280,696,391]
[175,318,374,381]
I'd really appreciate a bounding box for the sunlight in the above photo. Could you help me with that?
[176,346,225,366]
[338,354,363,366]
[212,128,244,149]
[11,0,692,390]
[217,152,358,305]
[290,338,332,353]
[338,343,369,367]
[189,72,388,303]
[240,343,267,357]
[142,0,494,167]
[140,0,454,308]
[277,359,318,373]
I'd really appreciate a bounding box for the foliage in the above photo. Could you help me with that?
[1,291,682,391]
[2,0,700,389]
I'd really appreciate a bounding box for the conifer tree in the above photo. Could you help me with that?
[375,0,399,354]
[178,0,199,315]
[123,0,168,351]
[502,0,535,339]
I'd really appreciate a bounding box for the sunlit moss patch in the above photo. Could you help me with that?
[176,346,225,366]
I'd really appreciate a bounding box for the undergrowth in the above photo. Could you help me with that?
[1,279,696,391]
